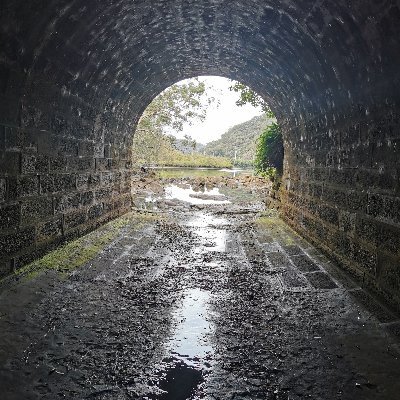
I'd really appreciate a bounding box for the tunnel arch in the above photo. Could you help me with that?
[1,1,400,308]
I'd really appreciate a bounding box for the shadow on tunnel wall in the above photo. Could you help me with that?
[0,1,399,308]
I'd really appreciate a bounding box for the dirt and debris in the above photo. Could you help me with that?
[0,175,400,399]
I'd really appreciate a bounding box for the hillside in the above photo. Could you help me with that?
[203,114,275,164]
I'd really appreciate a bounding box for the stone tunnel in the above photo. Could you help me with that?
[0,1,399,308]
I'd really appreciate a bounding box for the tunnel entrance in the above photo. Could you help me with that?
[1,1,400,396]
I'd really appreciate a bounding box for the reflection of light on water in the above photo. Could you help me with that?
[165,185,230,205]
[187,213,227,253]
[157,289,214,399]
[219,168,244,178]
[168,288,213,366]
[145,195,156,203]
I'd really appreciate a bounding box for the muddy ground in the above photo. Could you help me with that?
[1,176,400,399]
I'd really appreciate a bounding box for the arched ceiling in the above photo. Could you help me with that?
[1,0,399,141]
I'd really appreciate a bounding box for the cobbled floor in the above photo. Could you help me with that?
[1,182,400,400]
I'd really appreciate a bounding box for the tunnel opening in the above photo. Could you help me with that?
[130,75,281,173]
[1,1,400,398]
[0,0,398,310]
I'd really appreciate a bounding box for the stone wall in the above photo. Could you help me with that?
[0,125,132,276]
[281,102,400,308]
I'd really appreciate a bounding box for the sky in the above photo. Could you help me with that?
[169,76,263,144]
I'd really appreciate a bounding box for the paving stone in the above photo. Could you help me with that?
[281,244,304,256]
[349,289,398,323]
[305,272,338,289]
[290,254,320,272]
[281,268,309,288]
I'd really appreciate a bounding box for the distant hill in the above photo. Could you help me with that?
[203,114,274,164]
[172,137,205,154]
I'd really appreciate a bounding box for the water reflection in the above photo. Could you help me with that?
[154,167,250,179]
[158,288,213,399]
[165,185,230,205]
[186,213,227,253]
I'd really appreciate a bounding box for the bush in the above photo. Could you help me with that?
[254,123,283,178]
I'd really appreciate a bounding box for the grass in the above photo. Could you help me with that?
[15,212,159,281]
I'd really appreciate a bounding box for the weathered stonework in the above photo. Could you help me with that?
[282,102,400,308]
[0,1,399,307]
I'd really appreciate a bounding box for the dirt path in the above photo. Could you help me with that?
[1,181,400,399]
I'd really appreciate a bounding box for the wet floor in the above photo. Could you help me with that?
[1,181,400,399]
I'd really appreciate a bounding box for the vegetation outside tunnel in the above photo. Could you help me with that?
[132,77,284,174]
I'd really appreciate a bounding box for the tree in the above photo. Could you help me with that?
[132,78,214,166]
[229,80,283,177]
[229,82,273,116]
[254,123,284,178]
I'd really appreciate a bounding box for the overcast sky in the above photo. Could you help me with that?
[169,76,263,144]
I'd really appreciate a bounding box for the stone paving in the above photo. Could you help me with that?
[0,183,400,399]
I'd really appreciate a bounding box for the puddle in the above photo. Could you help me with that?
[165,185,230,205]
[157,288,213,399]
[187,214,227,253]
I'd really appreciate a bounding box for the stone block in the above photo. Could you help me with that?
[339,211,356,234]
[346,190,368,212]
[376,222,400,256]
[67,157,95,172]
[352,241,378,275]
[366,193,384,218]
[291,254,320,272]
[16,175,39,197]
[78,140,95,157]
[76,173,90,189]
[50,156,68,172]
[40,175,54,194]
[305,271,337,289]
[95,158,111,171]
[103,200,114,213]
[57,137,78,157]
[53,192,81,213]
[81,191,94,206]
[64,210,86,229]
[21,197,53,224]
[95,187,112,200]
[53,174,77,193]
[88,203,103,220]
[0,203,20,229]
[355,216,377,244]
[382,196,400,224]
[36,218,63,243]
[0,177,6,201]
[0,152,20,174]
[317,203,339,226]
[89,173,101,188]
[377,252,400,295]
[101,172,114,186]
[330,231,353,257]
[322,186,347,209]
[21,153,49,174]
[0,259,12,278]
[0,227,35,256]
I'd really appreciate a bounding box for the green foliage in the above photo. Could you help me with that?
[203,114,275,165]
[14,213,156,281]
[133,78,214,167]
[229,82,274,116]
[254,123,284,178]
[229,81,284,178]
[158,151,232,168]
